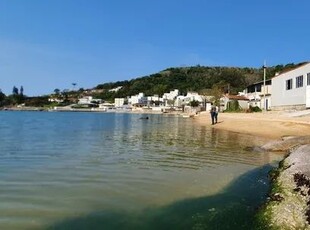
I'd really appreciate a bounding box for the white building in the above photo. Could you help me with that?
[78,96,93,104]
[147,95,164,107]
[185,92,204,102]
[128,93,147,105]
[174,92,204,107]
[242,79,272,110]
[175,95,186,107]
[162,89,179,101]
[272,62,310,110]
[78,96,102,104]
[221,95,249,111]
[48,97,64,103]
[99,102,114,111]
[114,98,125,107]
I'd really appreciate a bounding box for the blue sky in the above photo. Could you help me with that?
[0,0,309,96]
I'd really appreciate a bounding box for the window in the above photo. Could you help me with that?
[286,79,292,90]
[296,75,303,88]
[307,73,310,85]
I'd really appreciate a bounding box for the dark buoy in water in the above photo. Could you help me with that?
[140,116,149,120]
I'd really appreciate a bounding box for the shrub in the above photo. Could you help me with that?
[249,106,262,113]
[224,100,242,112]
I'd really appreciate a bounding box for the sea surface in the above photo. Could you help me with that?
[0,111,282,230]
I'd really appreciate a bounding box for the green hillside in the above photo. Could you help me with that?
[0,62,306,107]
[94,62,307,101]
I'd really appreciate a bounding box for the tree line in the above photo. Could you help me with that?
[0,86,25,106]
[0,62,305,107]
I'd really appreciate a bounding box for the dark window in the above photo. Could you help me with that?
[296,75,303,88]
[307,73,310,85]
[286,79,292,90]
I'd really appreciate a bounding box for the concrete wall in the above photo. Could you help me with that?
[272,104,306,111]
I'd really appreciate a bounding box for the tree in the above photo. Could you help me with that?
[12,86,19,95]
[20,86,24,96]
[0,90,6,104]
[54,88,60,94]
[210,81,227,106]
[189,100,200,107]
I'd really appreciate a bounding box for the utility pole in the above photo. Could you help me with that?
[263,61,266,111]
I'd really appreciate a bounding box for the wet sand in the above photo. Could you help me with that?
[194,110,310,140]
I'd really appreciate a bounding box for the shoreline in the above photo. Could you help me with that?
[194,110,310,140]
[3,107,310,140]
[192,111,310,229]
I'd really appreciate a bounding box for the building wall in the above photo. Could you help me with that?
[163,89,179,101]
[78,96,93,104]
[115,98,125,107]
[128,93,145,105]
[238,100,249,109]
[262,85,272,95]
[259,95,272,110]
[272,63,310,109]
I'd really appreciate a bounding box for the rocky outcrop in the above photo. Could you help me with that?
[257,145,310,229]
[261,135,310,152]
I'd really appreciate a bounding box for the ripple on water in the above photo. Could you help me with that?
[0,112,281,229]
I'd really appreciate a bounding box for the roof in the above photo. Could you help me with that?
[247,79,272,87]
[272,62,310,79]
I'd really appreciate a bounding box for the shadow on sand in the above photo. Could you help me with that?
[47,165,274,230]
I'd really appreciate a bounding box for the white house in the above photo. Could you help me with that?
[185,92,204,102]
[147,95,164,107]
[78,96,93,104]
[128,93,147,106]
[221,95,249,111]
[242,79,272,110]
[48,97,64,103]
[114,98,125,107]
[272,62,310,110]
[78,96,102,105]
[162,89,179,101]
[175,92,204,107]
[175,95,186,107]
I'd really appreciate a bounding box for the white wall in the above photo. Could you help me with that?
[115,98,125,107]
[163,89,179,101]
[272,63,310,108]
[128,93,145,105]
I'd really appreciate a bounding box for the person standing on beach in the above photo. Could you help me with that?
[214,105,218,124]
[210,104,216,125]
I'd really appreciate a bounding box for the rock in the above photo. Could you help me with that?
[257,144,310,229]
[261,136,310,152]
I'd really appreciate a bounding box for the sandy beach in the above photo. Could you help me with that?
[194,110,310,140]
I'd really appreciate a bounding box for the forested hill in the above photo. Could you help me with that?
[95,62,307,101]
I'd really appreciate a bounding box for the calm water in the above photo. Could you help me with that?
[0,111,281,230]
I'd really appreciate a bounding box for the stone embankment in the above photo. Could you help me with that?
[257,136,310,229]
